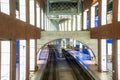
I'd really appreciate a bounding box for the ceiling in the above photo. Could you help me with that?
[37,0,96,22]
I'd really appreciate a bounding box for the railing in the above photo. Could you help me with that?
[62,49,97,80]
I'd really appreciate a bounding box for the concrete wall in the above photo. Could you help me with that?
[37,31,98,58]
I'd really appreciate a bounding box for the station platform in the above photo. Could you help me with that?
[30,49,112,80]
[30,60,47,80]
[30,60,112,80]
[83,60,112,80]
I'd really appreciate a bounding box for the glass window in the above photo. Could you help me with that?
[30,39,35,71]
[73,15,76,31]
[83,9,89,30]
[72,15,74,31]
[91,2,98,28]
[83,11,87,30]
[101,39,107,71]
[59,23,62,31]
[36,3,40,28]
[68,17,72,31]
[30,0,35,25]
[47,19,50,31]
[41,9,44,29]
[47,17,50,31]
[87,11,90,29]
[95,5,99,27]
[16,0,20,19]
[16,40,19,80]
[77,14,81,31]
[65,21,67,31]
[44,14,47,30]
[107,0,112,24]
[1,0,10,15]
[62,22,64,31]
[91,6,95,28]
[20,40,26,80]
[118,40,120,80]
[101,0,107,25]
[20,0,26,22]
[106,39,112,75]
[63,22,65,31]
[118,0,120,21]
[1,41,10,80]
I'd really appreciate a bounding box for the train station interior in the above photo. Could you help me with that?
[0,0,120,80]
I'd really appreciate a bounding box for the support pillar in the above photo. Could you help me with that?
[98,39,102,72]
[112,0,118,79]
[34,0,37,27]
[97,0,102,72]
[89,6,91,29]
[26,0,30,23]
[26,39,30,80]
[71,15,73,31]
[0,40,1,79]
[10,0,16,18]
[40,8,42,29]
[112,39,118,80]
[10,39,16,80]
[98,0,101,26]
[26,1,30,77]
[35,39,37,71]
[75,15,77,31]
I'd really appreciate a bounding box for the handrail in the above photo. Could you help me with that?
[62,49,97,80]
[68,50,100,80]
[74,59,99,80]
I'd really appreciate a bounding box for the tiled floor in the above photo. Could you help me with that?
[30,60,47,80]
[31,60,112,80]
[56,58,78,80]
[69,50,112,80]
[31,49,112,80]
[83,60,112,80]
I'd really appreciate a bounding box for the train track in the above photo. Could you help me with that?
[41,46,57,80]
[41,46,95,80]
